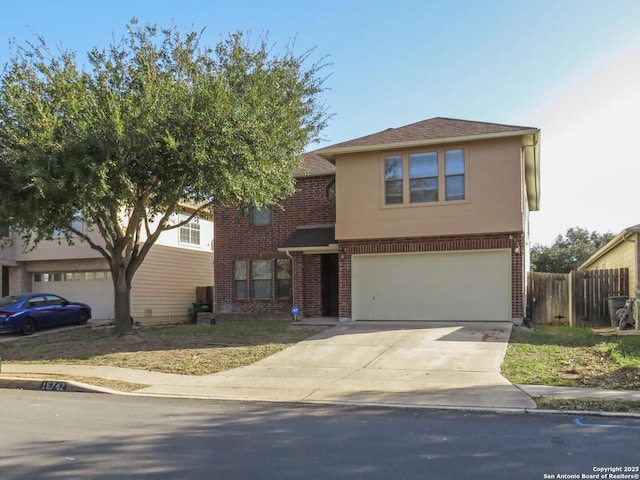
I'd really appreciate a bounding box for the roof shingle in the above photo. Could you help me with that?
[295,152,335,177]
[318,117,537,151]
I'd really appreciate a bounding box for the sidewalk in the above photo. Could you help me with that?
[1,320,639,414]
[2,363,639,415]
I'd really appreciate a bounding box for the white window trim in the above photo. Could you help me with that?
[179,214,201,246]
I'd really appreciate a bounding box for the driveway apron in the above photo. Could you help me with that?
[138,321,536,409]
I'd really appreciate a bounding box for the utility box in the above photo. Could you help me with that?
[196,286,213,305]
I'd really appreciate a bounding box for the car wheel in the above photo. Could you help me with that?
[21,318,36,335]
[76,309,90,325]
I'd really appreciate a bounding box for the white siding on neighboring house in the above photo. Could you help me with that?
[131,244,214,324]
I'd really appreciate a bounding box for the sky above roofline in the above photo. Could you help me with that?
[1,0,639,244]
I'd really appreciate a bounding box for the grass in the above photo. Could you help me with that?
[534,397,640,413]
[502,324,640,390]
[2,321,639,412]
[0,320,328,375]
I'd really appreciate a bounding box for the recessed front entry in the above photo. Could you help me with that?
[321,253,339,317]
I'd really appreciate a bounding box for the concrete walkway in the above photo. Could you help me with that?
[1,321,537,410]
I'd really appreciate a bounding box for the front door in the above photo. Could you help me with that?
[321,254,339,317]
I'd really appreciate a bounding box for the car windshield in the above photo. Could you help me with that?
[0,295,25,307]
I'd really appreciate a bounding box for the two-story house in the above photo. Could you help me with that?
[1,212,214,324]
[214,117,541,323]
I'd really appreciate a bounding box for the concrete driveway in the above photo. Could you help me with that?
[138,321,536,409]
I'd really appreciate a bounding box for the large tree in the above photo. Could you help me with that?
[531,227,615,273]
[0,20,328,335]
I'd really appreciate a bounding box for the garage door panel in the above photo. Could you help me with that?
[32,280,114,320]
[352,250,511,321]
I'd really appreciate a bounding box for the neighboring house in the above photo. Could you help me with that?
[579,224,640,318]
[214,117,541,323]
[1,212,214,324]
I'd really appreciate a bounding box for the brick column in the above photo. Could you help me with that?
[338,246,352,321]
[291,252,305,318]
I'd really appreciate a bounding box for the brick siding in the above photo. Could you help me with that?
[214,174,336,319]
[337,232,525,320]
[215,174,525,322]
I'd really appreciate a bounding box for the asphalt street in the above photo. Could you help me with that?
[1,390,639,480]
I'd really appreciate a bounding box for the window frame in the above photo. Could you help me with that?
[384,155,404,205]
[179,213,201,246]
[381,147,467,206]
[251,260,273,300]
[233,261,248,300]
[251,206,272,226]
[276,258,292,299]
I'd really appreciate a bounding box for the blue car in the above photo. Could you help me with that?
[0,293,92,335]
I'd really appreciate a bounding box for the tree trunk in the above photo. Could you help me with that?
[113,265,134,336]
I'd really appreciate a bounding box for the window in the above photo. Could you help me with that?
[234,261,247,299]
[445,149,465,200]
[383,149,465,205]
[409,152,438,203]
[28,296,47,307]
[179,214,201,246]
[1,225,9,238]
[276,259,291,298]
[384,156,403,205]
[251,206,271,226]
[251,260,272,299]
[326,180,336,204]
[53,214,83,237]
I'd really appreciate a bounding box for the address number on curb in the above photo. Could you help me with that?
[40,381,67,392]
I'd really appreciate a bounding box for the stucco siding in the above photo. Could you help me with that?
[131,244,214,324]
[335,137,525,240]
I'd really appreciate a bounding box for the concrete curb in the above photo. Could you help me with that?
[2,375,640,419]
[0,376,124,395]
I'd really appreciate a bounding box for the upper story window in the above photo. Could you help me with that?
[53,215,83,238]
[251,206,271,226]
[445,149,465,201]
[179,214,200,246]
[383,149,466,205]
[326,180,336,204]
[409,152,438,203]
[384,156,403,205]
[0,225,9,238]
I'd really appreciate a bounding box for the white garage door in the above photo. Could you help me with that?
[32,275,115,320]
[351,250,511,321]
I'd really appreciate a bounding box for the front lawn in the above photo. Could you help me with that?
[0,320,328,376]
[502,325,640,390]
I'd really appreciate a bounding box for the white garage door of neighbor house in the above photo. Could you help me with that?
[32,278,115,320]
[351,250,511,321]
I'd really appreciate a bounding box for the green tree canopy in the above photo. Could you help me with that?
[0,20,329,334]
[531,227,615,273]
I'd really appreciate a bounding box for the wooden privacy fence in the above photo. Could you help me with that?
[528,268,629,327]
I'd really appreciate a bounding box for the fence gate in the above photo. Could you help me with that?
[528,272,570,325]
[527,268,629,327]
[571,268,629,328]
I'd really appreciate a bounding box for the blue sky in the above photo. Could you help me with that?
[2,0,640,245]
